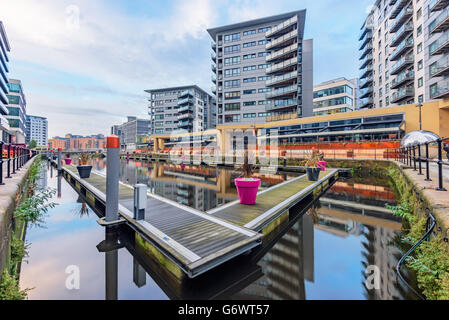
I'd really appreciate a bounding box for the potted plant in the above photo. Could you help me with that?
[305,150,321,181]
[234,152,260,205]
[64,153,72,165]
[76,153,92,178]
[316,152,327,171]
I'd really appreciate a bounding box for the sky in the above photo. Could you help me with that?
[1,0,375,138]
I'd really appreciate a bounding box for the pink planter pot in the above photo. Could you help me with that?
[64,158,72,165]
[235,178,261,205]
[317,161,327,171]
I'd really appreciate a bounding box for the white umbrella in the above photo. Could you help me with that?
[400,130,440,147]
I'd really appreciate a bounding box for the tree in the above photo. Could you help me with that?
[28,140,37,149]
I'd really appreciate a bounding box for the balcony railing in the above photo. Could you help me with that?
[211,86,216,94]
[359,86,374,99]
[359,97,374,108]
[359,75,373,89]
[389,7,413,33]
[178,105,193,113]
[211,41,216,50]
[429,0,449,13]
[391,70,414,89]
[266,99,298,111]
[265,84,298,99]
[358,22,374,41]
[177,98,194,105]
[390,0,411,19]
[266,112,298,122]
[359,53,373,69]
[266,15,298,38]
[390,55,414,75]
[211,52,216,61]
[390,22,413,47]
[177,113,194,120]
[265,56,298,74]
[211,75,216,84]
[430,55,449,78]
[266,42,298,62]
[430,80,449,98]
[430,6,449,34]
[265,70,298,87]
[430,29,449,55]
[359,64,373,79]
[178,120,193,128]
[359,43,373,59]
[391,87,414,103]
[265,29,298,50]
[390,37,414,61]
[211,63,216,72]
[359,32,373,50]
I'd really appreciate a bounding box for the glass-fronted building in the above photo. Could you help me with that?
[6,79,27,143]
[26,115,48,147]
[313,78,358,116]
[0,21,11,143]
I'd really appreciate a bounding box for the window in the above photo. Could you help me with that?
[243,89,256,94]
[258,64,270,69]
[258,88,271,93]
[418,77,423,87]
[417,42,422,53]
[258,112,271,117]
[243,29,256,36]
[243,53,256,59]
[417,8,422,20]
[224,68,240,77]
[243,113,256,118]
[258,76,271,81]
[417,25,422,36]
[243,41,256,48]
[258,40,268,45]
[243,101,256,106]
[224,32,240,42]
[224,91,241,100]
[243,77,257,83]
[224,44,240,54]
[224,103,240,111]
[258,100,270,105]
[224,79,241,88]
[418,59,423,70]
[224,56,240,66]
[258,26,271,33]
[243,65,257,71]
[225,114,241,123]
[258,52,269,57]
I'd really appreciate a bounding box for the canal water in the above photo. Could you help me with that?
[18,159,418,300]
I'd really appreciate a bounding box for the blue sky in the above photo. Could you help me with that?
[1,0,375,137]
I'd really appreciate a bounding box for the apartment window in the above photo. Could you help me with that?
[224,32,240,42]
[258,112,271,117]
[384,19,388,29]
[224,68,241,77]
[243,113,256,118]
[243,29,256,36]
[243,65,257,71]
[385,45,389,56]
[224,103,240,111]
[379,64,383,73]
[224,79,241,88]
[418,60,423,70]
[418,77,423,87]
[224,44,240,54]
[243,101,256,106]
[418,95,423,103]
[385,71,389,81]
[243,53,256,59]
[224,91,241,100]
[386,83,390,94]
[258,76,271,81]
[258,88,271,93]
[379,88,383,96]
[258,26,271,33]
[224,56,240,65]
[417,25,422,36]
[379,100,383,108]
[417,8,422,20]
[225,114,241,123]
[258,40,268,45]
[258,100,270,105]
[384,32,388,42]
[378,52,382,61]
[243,89,256,94]
[417,42,422,53]
[258,52,270,57]
[243,41,256,48]
[243,77,257,83]
[378,29,381,37]
[258,64,270,69]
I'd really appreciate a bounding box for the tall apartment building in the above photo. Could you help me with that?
[358,0,449,109]
[111,116,150,151]
[0,21,11,142]
[145,85,215,135]
[313,78,358,116]
[208,10,313,125]
[26,115,48,147]
[6,79,27,143]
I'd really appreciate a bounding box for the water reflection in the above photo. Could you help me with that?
[19,161,418,300]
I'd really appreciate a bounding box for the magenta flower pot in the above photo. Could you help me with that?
[64,158,72,165]
[317,161,327,171]
[235,178,261,205]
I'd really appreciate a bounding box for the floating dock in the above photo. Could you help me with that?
[59,162,339,278]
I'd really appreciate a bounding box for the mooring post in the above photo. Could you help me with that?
[106,135,120,222]
[133,184,147,220]
[57,147,62,173]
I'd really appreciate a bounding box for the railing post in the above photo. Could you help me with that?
[418,144,423,175]
[134,184,147,220]
[57,148,62,173]
[0,142,4,185]
[12,146,16,174]
[436,139,447,191]
[413,146,417,171]
[425,143,431,181]
[106,135,120,222]
[6,144,11,178]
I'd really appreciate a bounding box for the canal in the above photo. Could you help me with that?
[18,159,418,299]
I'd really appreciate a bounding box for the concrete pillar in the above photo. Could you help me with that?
[106,135,120,222]
[133,184,147,220]
[57,148,62,173]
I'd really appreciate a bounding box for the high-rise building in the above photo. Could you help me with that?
[111,116,150,151]
[0,21,11,143]
[145,85,215,135]
[6,79,27,143]
[358,0,449,109]
[26,115,48,147]
[313,78,358,116]
[208,10,313,125]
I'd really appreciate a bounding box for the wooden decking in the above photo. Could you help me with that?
[207,169,339,232]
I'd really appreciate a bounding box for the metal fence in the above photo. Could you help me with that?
[0,142,37,185]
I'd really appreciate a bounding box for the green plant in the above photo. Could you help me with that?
[14,187,57,227]
[0,270,30,300]
[28,140,37,149]
[305,150,320,167]
[386,202,415,224]
[79,153,91,165]
[10,237,28,266]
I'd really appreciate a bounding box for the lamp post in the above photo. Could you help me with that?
[416,103,423,131]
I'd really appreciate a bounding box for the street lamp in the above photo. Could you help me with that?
[416,102,423,130]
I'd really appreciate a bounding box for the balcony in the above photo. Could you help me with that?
[390,37,414,61]
[359,32,373,50]
[359,76,373,89]
[178,90,194,98]
[430,30,449,55]
[358,22,374,41]
[359,53,373,69]
[389,0,397,5]
[265,56,298,74]
[430,6,449,34]
[359,64,373,79]
[265,29,298,50]
[266,112,298,122]
[177,113,194,120]
[178,105,193,113]
[211,63,216,73]
[429,0,449,13]
[265,85,298,99]
[266,99,298,111]
[266,70,298,87]
[359,86,374,99]
[390,22,413,47]
[391,87,414,103]
[430,80,449,98]
[211,52,216,61]
[266,43,298,62]
[390,55,414,75]
[359,43,373,59]
[266,15,298,38]
[178,98,194,106]
[391,70,414,89]
[211,41,216,50]
[211,75,216,84]
[389,7,413,33]
[390,0,411,19]
[211,86,216,94]
[359,97,374,109]
[178,120,193,128]
[430,55,449,78]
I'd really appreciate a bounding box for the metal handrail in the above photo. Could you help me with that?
[0,142,36,185]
